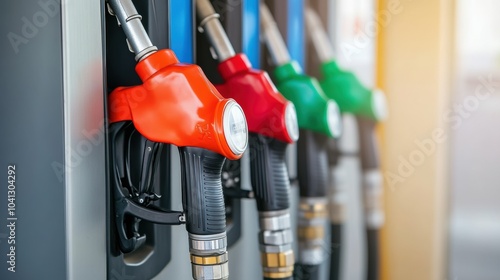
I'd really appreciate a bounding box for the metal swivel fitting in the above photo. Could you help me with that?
[189,233,229,280]
[258,210,295,279]
[297,197,328,266]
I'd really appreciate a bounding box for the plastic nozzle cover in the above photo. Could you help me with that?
[273,61,342,138]
[108,49,248,160]
[320,60,388,121]
[216,54,298,143]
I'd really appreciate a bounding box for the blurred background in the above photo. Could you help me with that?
[163,0,500,279]
[322,0,500,279]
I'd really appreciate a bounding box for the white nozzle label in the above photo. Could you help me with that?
[223,101,248,155]
[371,89,389,121]
[284,102,299,142]
[326,100,342,138]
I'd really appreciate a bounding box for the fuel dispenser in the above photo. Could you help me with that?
[304,7,388,280]
[105,1,249,280]
[195,0,300,279]
[260,3,343,280]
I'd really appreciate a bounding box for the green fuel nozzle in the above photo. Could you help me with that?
[274,61,342,138]
[260,4,342,139]
[320,61,387,121]
[305,7,388,122]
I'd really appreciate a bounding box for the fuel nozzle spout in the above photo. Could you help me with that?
[259,4,292,67]
[106,0,157,61]
[304,7,335,63]
[196,0,236,61]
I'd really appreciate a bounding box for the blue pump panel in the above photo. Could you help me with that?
[242,0,260,68]
[169,0,194,63]
[287,0,305,68]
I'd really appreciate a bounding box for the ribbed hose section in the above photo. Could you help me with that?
[297,130,329,197]
[366,229,379,280]
[179,147,227,235]
[249,133,291,212]
[329,224,342,280]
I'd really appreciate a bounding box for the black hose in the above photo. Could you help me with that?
[329,223,342,280]
[293,264,321,280]
[366,229,380,280]
[327,137,342,280]
[357,117,381,280]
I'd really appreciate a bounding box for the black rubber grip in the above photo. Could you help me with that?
[366,229,380,280]
[179,147,227,235]
[293,264,321,280]
[249,133,291,212]
[329,223,342,280]
[356,117,380,170]
[297,129,329,197]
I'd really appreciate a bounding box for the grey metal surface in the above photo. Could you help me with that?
[0,1,67,278]
[61,0,107,279]
[0,0,106,279]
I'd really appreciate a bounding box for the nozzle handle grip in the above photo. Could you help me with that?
[179,147,227,235]
[249,133,291,212]
[297,129,329,198]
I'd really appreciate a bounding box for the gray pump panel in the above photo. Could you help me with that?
[0,0,106,279]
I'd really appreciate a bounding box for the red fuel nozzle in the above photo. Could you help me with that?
[108,49,246,160]
[216,53,299,144]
